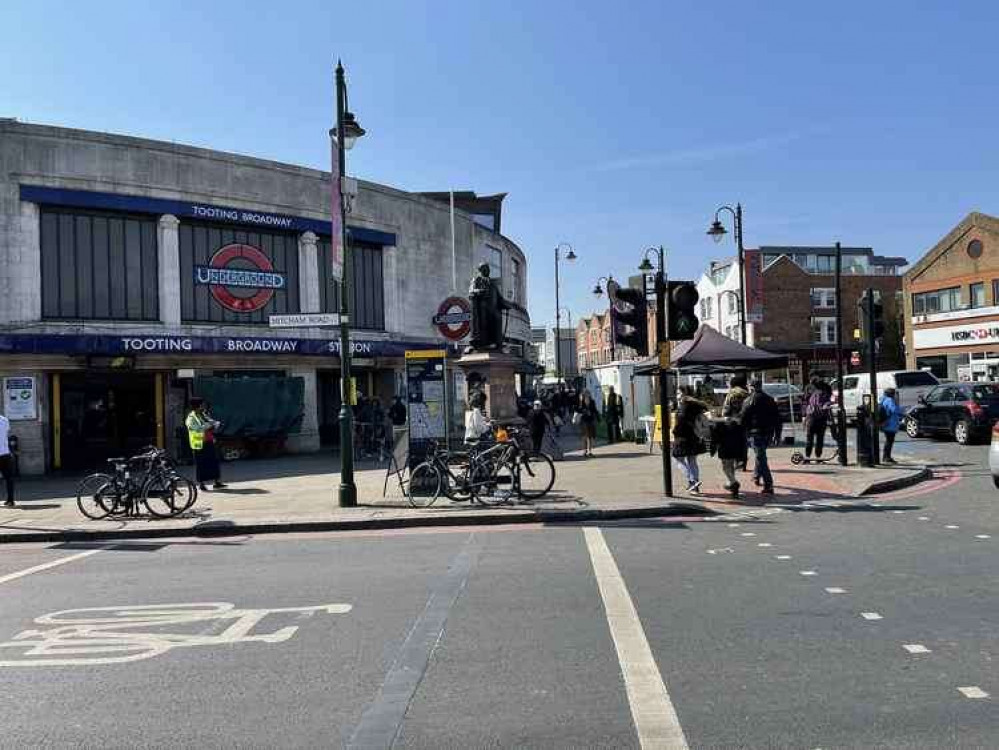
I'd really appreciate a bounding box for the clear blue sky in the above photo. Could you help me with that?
[4,1,999,328]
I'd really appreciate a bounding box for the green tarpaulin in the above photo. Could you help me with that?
[194,377,304,437]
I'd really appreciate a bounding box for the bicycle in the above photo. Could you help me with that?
[407,427,555,508]
[76,447,198,520]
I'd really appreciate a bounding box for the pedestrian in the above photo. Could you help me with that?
[672,386,709,495]
[723,374,751,470]
[879,387,902,464]
[528,400,551,453]
[464,391,492,443]
[0,413,15,507]
[804,375,832,459]
[604,386,623,444]
[185,398,226,492]
[579,390,599,457]
[741,379,780,496]
[389,396,407,427]
[710,414,747,499]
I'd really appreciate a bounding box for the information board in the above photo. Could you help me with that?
[4,377,36,421]
[405,350,448,471]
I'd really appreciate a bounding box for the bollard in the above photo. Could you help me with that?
[856,403,873,467]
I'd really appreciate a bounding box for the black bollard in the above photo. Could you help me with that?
[856,403,873,467]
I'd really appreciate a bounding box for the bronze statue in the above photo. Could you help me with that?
[468,263,510,351]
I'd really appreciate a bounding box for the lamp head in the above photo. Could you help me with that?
[707,219,727,243]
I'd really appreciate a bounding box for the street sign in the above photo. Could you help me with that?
[268,313,340,328]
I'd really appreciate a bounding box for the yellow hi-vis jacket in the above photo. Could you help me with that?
[185,411,209,451]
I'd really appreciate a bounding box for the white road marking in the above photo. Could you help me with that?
[0,548,104,586]
[706,548,734,555]
[757,543,773,548]
[584,527,689,750]
[860,612,883,620]
[775,555,792,560]
[824,587,847,594]
[799,570,817,576]
[918,516,930,521]
[945,525,960,529]
[975,534,991,540]
[740,532,756,537]
[727,523,740,528]
[892,510,905,514]
[957,686,989,699]
[0,602,351,667]
[903,644,931,654]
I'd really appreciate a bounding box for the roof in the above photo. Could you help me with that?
[758,246,907,266]
[905,211,999,282]
[634,325,788,375]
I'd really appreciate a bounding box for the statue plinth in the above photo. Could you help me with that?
[457,350,520,422]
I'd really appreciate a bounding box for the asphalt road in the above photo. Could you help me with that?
[1,435,995,749]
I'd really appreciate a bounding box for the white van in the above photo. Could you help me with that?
[834,370,940,420]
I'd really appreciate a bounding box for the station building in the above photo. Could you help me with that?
[0,119,531,474]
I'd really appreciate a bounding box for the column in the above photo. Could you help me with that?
[158,214,181,325]
[7,202,41,323]
[298,231,320,313]
[286,368,321,453]
[381,244,402,333]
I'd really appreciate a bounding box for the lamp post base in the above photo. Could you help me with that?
[337,483,357,508]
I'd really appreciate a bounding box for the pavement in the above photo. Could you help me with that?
[0,431,931,544]
[0,439,993,748]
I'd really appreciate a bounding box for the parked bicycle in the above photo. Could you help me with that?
[76,447,198,520]
[407,426,555,508]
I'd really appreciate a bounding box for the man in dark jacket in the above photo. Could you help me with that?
[741,380,780,495]
[604,387,623,444]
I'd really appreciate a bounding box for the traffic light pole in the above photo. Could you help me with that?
[866,287,879,466]
[834,242,847,465]
[654,247,673,497]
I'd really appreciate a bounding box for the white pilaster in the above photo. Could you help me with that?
[381,244,402,333]
[298,231,320,313]
[286,368,320,453]
[8,201,42,323]
[158,214,181,325]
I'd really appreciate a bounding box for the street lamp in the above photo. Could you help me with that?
[592,276,614,298]
[707,203,747,345]
[554,243,576,384]
[333,60,366,508]
[557,306,572,381]
[638,247,671,497]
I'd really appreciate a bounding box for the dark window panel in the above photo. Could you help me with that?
[107,219,127,318]
[92,216,111,318]
[40,212,61,318]
[75,216,94,319]
[179,223,194,320]
[141,221,158,319]
[124,220,143,319]
[57,213,77,317]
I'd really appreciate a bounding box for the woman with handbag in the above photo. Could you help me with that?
[672,386,709,495]
[579,391,599,457]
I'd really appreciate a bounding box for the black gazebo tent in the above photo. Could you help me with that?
[634,325,788,376]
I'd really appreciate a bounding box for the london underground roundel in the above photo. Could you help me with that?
[433,297,472,341]
[194,244,286,313]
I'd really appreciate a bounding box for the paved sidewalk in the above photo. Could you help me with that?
[0,440,928,544]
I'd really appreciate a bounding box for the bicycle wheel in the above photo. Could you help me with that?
[442,454,474,501]
[516,452,556,499]
[76,473,116,520]
[407,462,442,507]
[473,459,516,506]
[143,473,198,518]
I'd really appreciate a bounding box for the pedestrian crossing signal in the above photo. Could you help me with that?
[611,286,650,357]
[667,281,699,341]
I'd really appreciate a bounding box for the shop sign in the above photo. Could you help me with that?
[3,377,37,421]
[195,244,286,313]
[432,297,472,341]
[913,321,999,350]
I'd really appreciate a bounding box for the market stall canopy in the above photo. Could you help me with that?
[634,325,789,375]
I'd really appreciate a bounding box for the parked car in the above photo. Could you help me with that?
[834,369,940,422]
[904,382,999,444]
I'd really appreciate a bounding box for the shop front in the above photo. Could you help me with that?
[912,320,999,381]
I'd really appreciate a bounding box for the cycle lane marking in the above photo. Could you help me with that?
[0,548,104,587]
[584,527,689,750]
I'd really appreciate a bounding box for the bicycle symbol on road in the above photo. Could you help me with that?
[0,601,352,667]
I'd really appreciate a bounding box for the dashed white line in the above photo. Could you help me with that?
[0,548,104,586]
[727,523,740,528]
[757,543,773,548]
[799,570,817,577]
[903,644,931,654]
[945,525,960,530]
[975,534,991,540]
[824,587,847,594]
[860,612,883,620]
[918,516,930,521]
[584,527,690,749]
[775,555,792,560]
[957,686,989,699]
[740,532,756,538]
[892,510,906,514]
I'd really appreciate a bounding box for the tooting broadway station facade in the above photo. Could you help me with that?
[0,120,530,474]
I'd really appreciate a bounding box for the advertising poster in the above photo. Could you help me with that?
[4,376,37,421]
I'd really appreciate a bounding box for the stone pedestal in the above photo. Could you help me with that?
[456,351,520,422]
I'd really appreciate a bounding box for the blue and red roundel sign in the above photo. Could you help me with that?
[432,296,472,341]
[195,244,286,313]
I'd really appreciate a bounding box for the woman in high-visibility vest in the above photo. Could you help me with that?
[186,397,226,491]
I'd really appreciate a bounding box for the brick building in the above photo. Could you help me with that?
[576,312,640,370]
[904,212,999,380]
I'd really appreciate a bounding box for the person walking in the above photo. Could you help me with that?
[723,374,751,471]
[710,414,747,500]
[879,387,903,464]
[741,379,780,496]
[0,413,15,507]
[804,375,832,459]
[604,387,623,444]
[388,396,407,427]
[185,398,226,492]
[528,400,551,453]
[579,390,599,457]
[672,386,709,495]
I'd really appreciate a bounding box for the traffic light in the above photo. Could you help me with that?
[871,299,885,339]
[667,280,699,340]
[611,286,649,357]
